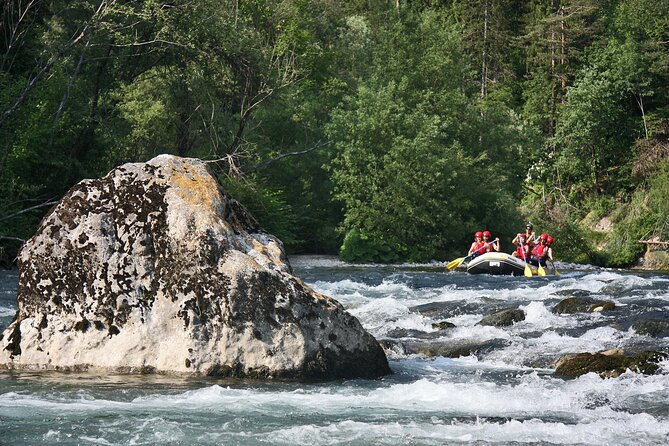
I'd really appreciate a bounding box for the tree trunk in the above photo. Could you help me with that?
[481,0,489,99]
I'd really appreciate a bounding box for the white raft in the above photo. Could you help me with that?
[466,252,540,276]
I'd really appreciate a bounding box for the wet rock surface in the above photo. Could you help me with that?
[633,319,669,338]
[478,308,525,327]
[554,349,668,378]
[552,297,616,314]
[431,321,456,330]
[0,155,389,379]
[381,338,511,359]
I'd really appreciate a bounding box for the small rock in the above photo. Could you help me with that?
[403,339,510,358]
[478,309,525,327]
[552,297,616,314]
[432,321,456,330]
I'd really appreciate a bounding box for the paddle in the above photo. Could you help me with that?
[446,239,497,271]
[536,243,546,276]
[550,259,560,276]
[519,239,533,277]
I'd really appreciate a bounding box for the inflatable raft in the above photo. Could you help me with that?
[466,252,540,276]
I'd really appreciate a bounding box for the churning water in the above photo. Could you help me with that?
[1,257,668,445]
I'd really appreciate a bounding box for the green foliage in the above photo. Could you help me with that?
[219,176,299,248]
[603,165,669,266]
[1,0,667,267]
[326,9,530,262]
[339,230,401,263]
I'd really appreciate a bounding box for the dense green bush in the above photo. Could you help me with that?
[339,230,402,263]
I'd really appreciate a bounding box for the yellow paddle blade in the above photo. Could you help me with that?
[447,257,465,270]
[538,264,546,277]
[524,264,533,277]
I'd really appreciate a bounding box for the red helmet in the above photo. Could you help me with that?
[539,233,547,240]
[483,230,491,238]
[546,235,554,244]
[475,231,483,238]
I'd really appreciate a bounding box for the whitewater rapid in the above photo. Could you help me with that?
[1,258,668,445]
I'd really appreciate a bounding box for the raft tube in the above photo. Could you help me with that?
[466,252,540,276]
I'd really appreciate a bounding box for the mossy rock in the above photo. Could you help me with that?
[478,309,525,327]
[633,319,669,338]
[432,321,456,330]
[552,297,616,314]
[554,349,668,378]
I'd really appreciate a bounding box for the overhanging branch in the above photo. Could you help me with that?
[0,200,58,223]
[245,140,332,173]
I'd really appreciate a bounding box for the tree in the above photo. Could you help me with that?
[327,9,528,261]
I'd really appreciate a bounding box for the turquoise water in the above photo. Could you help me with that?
[1,257,668,445]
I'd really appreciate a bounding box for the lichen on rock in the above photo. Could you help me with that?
[0,155,390,380]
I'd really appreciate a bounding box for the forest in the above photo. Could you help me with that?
[1,0,668,266]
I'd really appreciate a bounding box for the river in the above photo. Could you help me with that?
[1,256,668,445]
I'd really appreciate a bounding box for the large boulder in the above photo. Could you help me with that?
[0,155,390,379]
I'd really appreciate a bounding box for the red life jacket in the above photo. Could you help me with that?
[516,244,525,257]
[517,233,533,257]
[473,241,486,254]
[532,243,547,257]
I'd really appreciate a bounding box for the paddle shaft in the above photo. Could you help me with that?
[447,238,499,270]
[519,239,533,277]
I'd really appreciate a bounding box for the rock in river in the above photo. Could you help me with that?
[554,349,667,378]
[552,297,616,314]
[0,155,390,379]
[478,308,525,327]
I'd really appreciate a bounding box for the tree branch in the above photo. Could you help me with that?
[0,236,26,243]
[0,200,58,223]
[0,0,115,127]
[244,140,332,173]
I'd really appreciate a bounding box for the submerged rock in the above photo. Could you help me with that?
[553,349,667,378]
[0,155,390,379]
[552,297,616,314]
[478,309,525,327]
[387,338,510,358]
[633,319,669,338]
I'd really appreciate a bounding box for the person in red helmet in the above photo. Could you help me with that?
[481,230,500,253]
[512,222,535,258]
[545,235,555,262]
[530,233,549,266]
[468,231,486,257]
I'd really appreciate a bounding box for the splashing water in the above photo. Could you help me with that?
[1,258,668,445]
